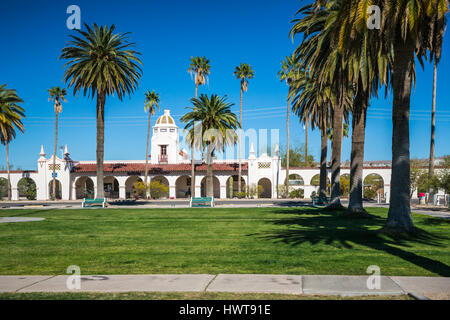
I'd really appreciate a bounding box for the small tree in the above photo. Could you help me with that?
[132,181,147,199]
[277,184,294,199]
[149,181,169,199]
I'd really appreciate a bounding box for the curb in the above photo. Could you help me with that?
[407,292,430,300]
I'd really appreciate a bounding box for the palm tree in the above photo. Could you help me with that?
[379,0,447,232]
[428,7,446,202]
[181,94,239,197]
[290,68,333,199]
[60,23,142,199]
[428,61,437,185]
[48,86,67,200]
[144,90,160,194]
[278,54,299,190]
[187,56,211,197]
[291,4,353,209]
[0,85,25,200]
[234,63,255,193]
[325,2,389,216]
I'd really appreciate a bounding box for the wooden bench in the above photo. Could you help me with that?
[312,195,330,206]
[82,198,106,208]
[190,197,214,207]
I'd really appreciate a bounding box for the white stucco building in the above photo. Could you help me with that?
[0,109,400,201]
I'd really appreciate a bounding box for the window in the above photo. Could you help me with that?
[160,129,167,132]
[154,128,158,133]
[170,129,175,132]
[160,145,167,155]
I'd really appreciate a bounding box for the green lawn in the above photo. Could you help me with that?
[0,207,449,276]
[0,292,412,300]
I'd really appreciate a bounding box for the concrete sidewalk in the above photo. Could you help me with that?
[1,274,449,299]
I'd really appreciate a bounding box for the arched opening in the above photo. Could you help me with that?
[104,176,119,199]
[310,174,331,196]
[48,180,62,200]
[175,175,191,198]
[340,174,350,197]
[226,175,246,198]
[75,176,94,199]
[285,173,304,186]
[18,177,37,200]
[258,178,272,198]
[0,177,8,200]
[150,176,169,199]
[363,173,384,200]
[201,176,220,198]
[125,176,143,199]
[284,174,304,198]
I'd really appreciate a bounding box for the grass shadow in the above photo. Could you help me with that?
[253,207,450,276]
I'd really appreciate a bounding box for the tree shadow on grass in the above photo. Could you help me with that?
[251,207,450,276]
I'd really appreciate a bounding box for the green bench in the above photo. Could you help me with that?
[312,195,330,206]
[82,198,106,208]
[190,197,214,207]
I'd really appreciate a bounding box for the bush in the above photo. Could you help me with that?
[289,188,304,199]
[132,181,147,199]
[277,184,293,199]
[149,180,169,199]
[18,178,36,200]
[235,192,246,199]
[246,184,263,199]
[364,188,377,200]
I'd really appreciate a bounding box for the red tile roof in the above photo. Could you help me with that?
[72,162,247,173]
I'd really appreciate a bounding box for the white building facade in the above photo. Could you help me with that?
[0,109,402,201]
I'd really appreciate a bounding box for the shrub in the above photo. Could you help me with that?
[235,192,246,199]
[289,188,304,199]
[149,180,169,199]
[277,184,293,199]
[364,188,377,200]
[18,178,36,200]
[132,181,147,199]
[246,184,263,199]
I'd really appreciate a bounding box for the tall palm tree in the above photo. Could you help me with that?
[0,85,25,200]
[278,54,299,190]
[60,23,142,199]
[428,7,446,201]
[291,3,353,209]
[181,94,239,197]
[48,86,67,200]
[326,1,389,216]
[187,56,211,197]
[234,63,255,193]
[379,0,448,232]
[428,61,437,185]
[144,90,160,194]
[290,68,334,199]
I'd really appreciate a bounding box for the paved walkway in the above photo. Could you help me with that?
[1,274,448,299]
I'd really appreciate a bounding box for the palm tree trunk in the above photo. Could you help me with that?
[238,87,243,193]
[319,115,328,198]
[6,142,11,201]
[428,60,437,203]
[144,112,151,198]
[52,109,58,200]
[285,97,290,190]
[96,91,106,199]
[347,89,368,215]
[385,43,415,233]
[206,143,213,197]
[327,102,344,209]
[305,118,308,166]
[190,84,198,198]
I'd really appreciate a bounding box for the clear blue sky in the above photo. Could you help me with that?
[1,0,449,169]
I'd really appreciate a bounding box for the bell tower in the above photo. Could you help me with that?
[150,109,181,164]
